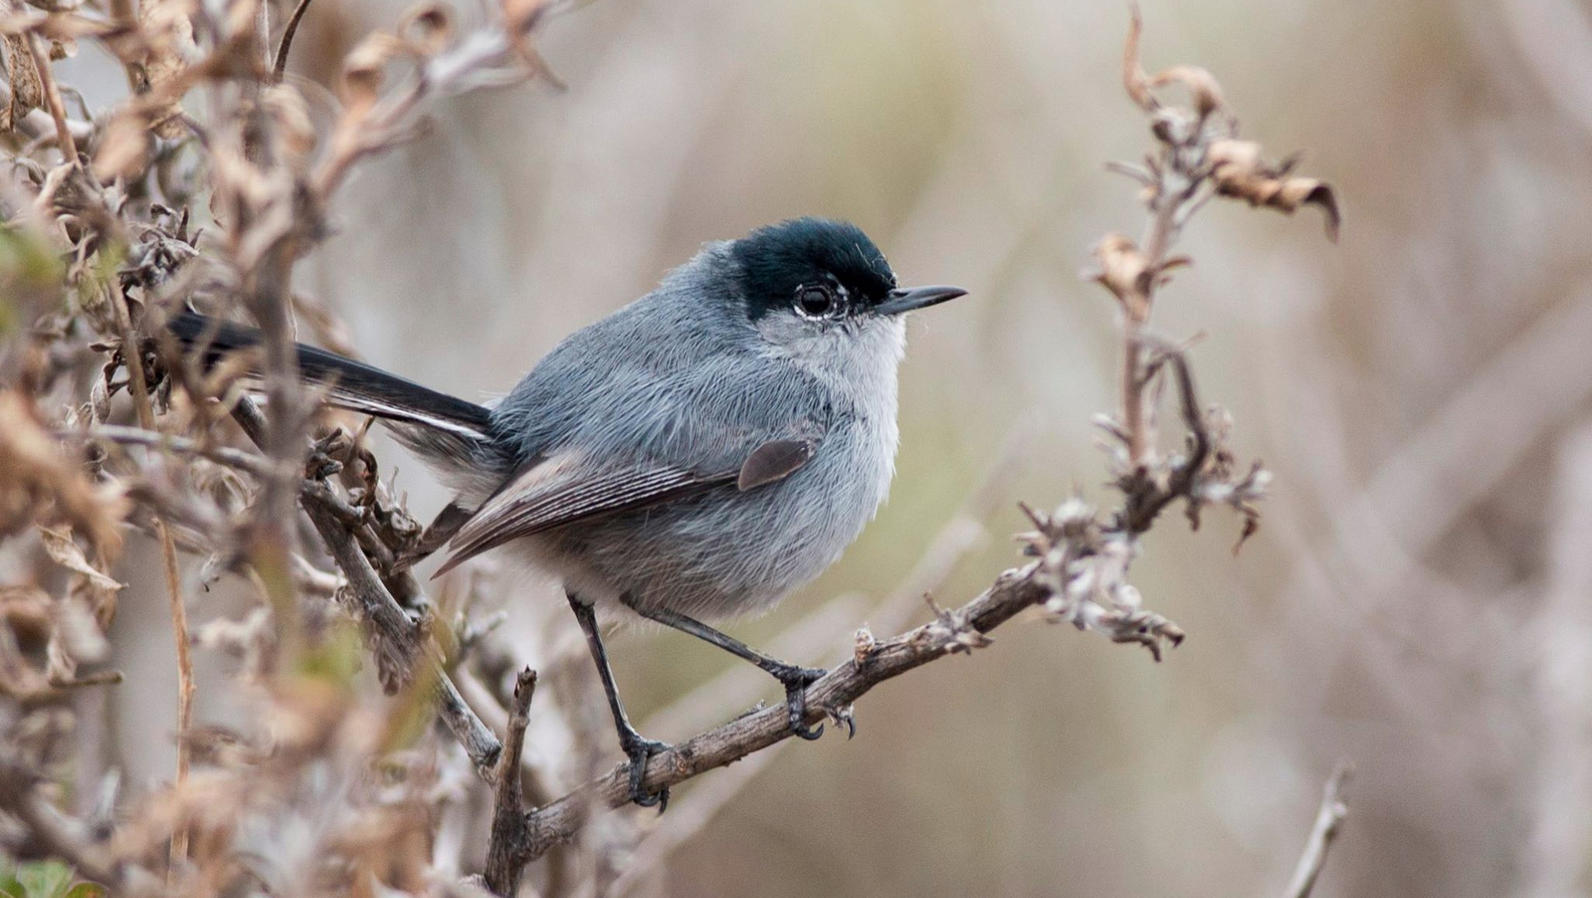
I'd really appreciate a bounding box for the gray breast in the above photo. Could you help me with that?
[524,409,896,620]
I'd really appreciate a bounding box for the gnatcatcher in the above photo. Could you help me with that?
[173,217,967,808]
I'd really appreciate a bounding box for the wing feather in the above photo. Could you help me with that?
[433,455,734,576]
[432,434,821,577]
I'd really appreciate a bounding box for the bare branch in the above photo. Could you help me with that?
[299,482,503,771]
[24,33,78,164]
[271,0,314,81]
[1284,762,1352,898]
[509,564,1051,864]
[483,667,537,896]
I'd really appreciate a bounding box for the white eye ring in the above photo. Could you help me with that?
[794,284,836,319]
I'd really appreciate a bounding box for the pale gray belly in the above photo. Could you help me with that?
[517,421,893,620]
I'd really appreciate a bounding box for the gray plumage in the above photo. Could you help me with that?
[445,241,906,619]
[172,217,966,803]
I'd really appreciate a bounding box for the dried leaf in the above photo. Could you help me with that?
[137,0,196,139]
[1207,139,1340,241]
[1087,233,1151,320]
[37,525,124,592]
[91,108,151,180]
[262,83,315,163]
[1121,4,1154,112]
[398,1,453,56]
[341,32,407,114]
[2,33,43,131]
[1148,64,1224,116]
[0,391,129,552]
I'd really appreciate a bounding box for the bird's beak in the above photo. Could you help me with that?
[875,285,969,316]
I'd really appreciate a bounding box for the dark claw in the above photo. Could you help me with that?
[773,665,827,741]
[619,732,671,811]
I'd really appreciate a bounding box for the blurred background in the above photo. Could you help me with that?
[56,0,1592,894]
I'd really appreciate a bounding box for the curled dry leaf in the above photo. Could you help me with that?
[1207,139,1340,241]
[503,0,547,39]
[0,391,129,553]
[37,525,124,593]
[1,32,43,131]
[340,32,408,115]
[1148,65,1224,117]
[398,1,453,57]
[1121,5,1154,111]
[92,108,151,180]
[262,84,315,164]
[1088,233,1151,321]
[136,0,195,139]
[1121,8,1225,119]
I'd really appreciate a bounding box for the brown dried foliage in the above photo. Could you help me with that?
[0,3,1336,895]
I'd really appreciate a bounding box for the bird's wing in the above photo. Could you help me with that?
[432,436,819,577]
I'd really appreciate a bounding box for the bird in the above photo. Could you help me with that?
[172,217,968,808]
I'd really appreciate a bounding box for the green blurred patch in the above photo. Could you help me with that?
[0,225,65,336]
[294,618,366,688]
[0,857,106,898]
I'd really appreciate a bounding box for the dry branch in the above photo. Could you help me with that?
[483,667,537,895]
[504,564,1054,865]
[1284,762,1352,898]
[0,3,1337,893]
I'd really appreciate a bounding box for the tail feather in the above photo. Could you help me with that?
[169,311,496,442]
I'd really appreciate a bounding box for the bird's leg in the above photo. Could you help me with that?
[565,593,670,810]
[624,601,827,740]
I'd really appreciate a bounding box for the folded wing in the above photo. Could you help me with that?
[433,436,818,576]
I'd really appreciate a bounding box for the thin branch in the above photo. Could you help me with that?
[1283,761,1352,898]
[497,563,1051,870]
[228,397,503,771]
[102,273,195,875]
[24,33,79,164]
[0,758,122,889]
[272,0,313,82]
[299,484,503,771]
[1119,340,1210,534]
[155,522,193,872]
[483,667,537,896]
[66,425,276,478]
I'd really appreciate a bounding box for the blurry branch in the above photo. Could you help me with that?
[22,33,77,163]
[1519,423,1592,896]
[0,756,127,890]
[1284,762,1352,898]
[483,667,537,895]
[66,426,275,478]
[236,403,503,771]
[314,2,560,198]
[271,0,313,81]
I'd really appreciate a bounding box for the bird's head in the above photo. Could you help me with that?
[729,218,967,341]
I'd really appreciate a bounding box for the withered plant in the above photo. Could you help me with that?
[0,2,1339,894]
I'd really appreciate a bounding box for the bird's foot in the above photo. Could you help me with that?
[618,730,671,811]
[770,664,827,740]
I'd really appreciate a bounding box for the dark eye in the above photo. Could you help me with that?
[794,284,835,319]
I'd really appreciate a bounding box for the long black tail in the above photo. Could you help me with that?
[169,311,496,443]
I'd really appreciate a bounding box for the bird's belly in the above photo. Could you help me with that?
[523,425,893,620]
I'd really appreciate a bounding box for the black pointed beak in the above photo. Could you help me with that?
[875,284,968,316]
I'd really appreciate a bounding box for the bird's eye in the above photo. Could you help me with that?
[794,284,836,319]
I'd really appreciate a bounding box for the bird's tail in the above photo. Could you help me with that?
[168,311,499,455]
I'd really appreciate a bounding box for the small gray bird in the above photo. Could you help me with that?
[173,218,967,807]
